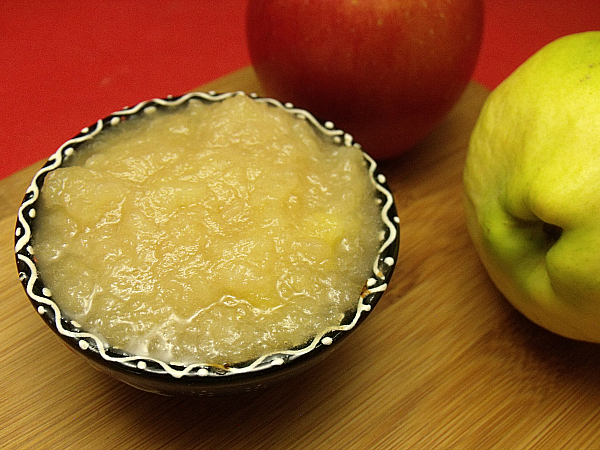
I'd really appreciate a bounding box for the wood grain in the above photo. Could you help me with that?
[3,66,600,449]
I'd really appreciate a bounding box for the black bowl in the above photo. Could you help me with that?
[14,91,400,395]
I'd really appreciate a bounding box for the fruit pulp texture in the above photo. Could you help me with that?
[34,95,383,365]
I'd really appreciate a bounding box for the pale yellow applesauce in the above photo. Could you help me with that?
[34,94,382,365]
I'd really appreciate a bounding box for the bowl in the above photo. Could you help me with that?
[14,91,400,396]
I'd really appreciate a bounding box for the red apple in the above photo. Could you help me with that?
[246,0,484,159]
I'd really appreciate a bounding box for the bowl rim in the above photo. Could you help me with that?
[14,90,400,383]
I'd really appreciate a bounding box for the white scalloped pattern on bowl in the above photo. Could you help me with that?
[14,91,399,380]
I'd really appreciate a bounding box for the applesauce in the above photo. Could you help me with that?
[34,94,383,365]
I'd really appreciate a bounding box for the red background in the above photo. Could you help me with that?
[1,0,599,181]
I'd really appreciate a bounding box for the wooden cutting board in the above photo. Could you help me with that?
[3,66,600,449]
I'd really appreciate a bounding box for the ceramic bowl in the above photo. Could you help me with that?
[14,91,400,396]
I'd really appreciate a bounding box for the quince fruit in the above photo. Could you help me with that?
[464,31,600,341]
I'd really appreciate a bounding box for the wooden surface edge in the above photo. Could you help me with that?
[193,65,263,95]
